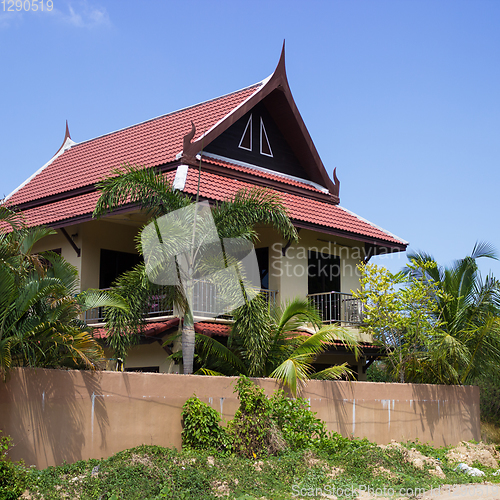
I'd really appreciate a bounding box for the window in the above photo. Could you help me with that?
[308,250,340,294]
[256,247,269,289]
[238,114,252,151]
[99,249,142,289]
[260,117,273,157]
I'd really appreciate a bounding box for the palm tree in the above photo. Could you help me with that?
[405,242,500,384]
[0,208,128,374]
[180,296,360,395]
[93,163,298,374]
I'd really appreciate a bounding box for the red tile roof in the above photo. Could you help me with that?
[201,155,324,193]
[6,84,263,206]
[15,166,405,246]
[181,168,406,245]
[195,322,231,337]
[20,191,100,227]
[93,317,180,339]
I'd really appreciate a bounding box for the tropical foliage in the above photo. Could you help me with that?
[353,259,445,383]
[181,376,334,457]
[355,243,500,385]
[406,242,500,385]
[93,163,298,374]
[174,296,359,395]
[0,207,127,375]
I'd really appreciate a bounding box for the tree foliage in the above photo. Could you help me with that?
[355,244,500,385]
[175,296,359,395]
[0,208,127,375]
[93,163,298,374]
[353,259,444,383]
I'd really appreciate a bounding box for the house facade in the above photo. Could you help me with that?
[4,48,407,378]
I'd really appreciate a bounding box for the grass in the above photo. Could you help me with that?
[18,439,500,500]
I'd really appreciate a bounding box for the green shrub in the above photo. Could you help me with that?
[0,431,25,500]
[181,377,376,460]
[269,390,326,450]
[181,396,232,453]
[315,431,372,456]
[366,361,394,382]
[227,376,286,458]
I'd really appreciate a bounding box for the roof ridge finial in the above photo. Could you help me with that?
[65,119,71,141]
[269,40,287,83]
[53,120,73,157]
[278,39,285,72]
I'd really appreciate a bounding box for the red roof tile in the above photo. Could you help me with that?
[7,84,263,206]
[201,155,324,193]
[15,166,405,246]
[194,322,231,337]
[93,318,179,339]
[182,168,406,245]
[20,191,100,227]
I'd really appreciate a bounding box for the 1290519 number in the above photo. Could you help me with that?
[1,0,53,11]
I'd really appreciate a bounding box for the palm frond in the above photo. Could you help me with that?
[212,187,298,243]
[270,358,311,396]
[273,297,322,334]
[195,333,248,375]
[93,163,191,219]
[310,363,353,381]
[470,241,498,261]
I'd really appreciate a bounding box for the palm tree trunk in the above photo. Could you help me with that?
[182,320,196,374]
[182,274,196,375]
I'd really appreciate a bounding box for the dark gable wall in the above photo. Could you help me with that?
[205,101,312,181]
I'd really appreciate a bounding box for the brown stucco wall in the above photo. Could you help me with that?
[0,368,480,469]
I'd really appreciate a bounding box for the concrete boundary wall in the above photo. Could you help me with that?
[0,368,480,469]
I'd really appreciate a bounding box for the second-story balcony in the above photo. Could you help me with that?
[306,291,365,326]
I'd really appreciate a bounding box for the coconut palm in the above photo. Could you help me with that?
[177,296,360,395]
[0,208,128,374]
[405,242,500,384]
[93,163,298,374]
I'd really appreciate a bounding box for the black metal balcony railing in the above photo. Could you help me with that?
[306,291,364,325]
[84,284,277,325]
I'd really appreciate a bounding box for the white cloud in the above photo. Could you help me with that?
[52,1,111,29]
[0,10,23,29]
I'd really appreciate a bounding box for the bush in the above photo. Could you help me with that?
[0,431,25,500]
[269,390,326,450]
[366,361,394,382]
[181,377,375,460]
[227,376,286,458]
[181,396,232,453]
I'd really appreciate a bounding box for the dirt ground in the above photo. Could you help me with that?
[335,483,500,499]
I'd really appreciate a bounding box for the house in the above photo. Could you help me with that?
[4,47,407,379]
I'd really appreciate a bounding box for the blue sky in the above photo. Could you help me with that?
[1,0,499,278]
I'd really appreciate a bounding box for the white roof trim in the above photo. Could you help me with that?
[173,164,189,191]
[338,205,409,245]
[4,137,77,203]
[202,152,330,194]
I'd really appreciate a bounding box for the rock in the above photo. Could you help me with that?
[429,465,446,479]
